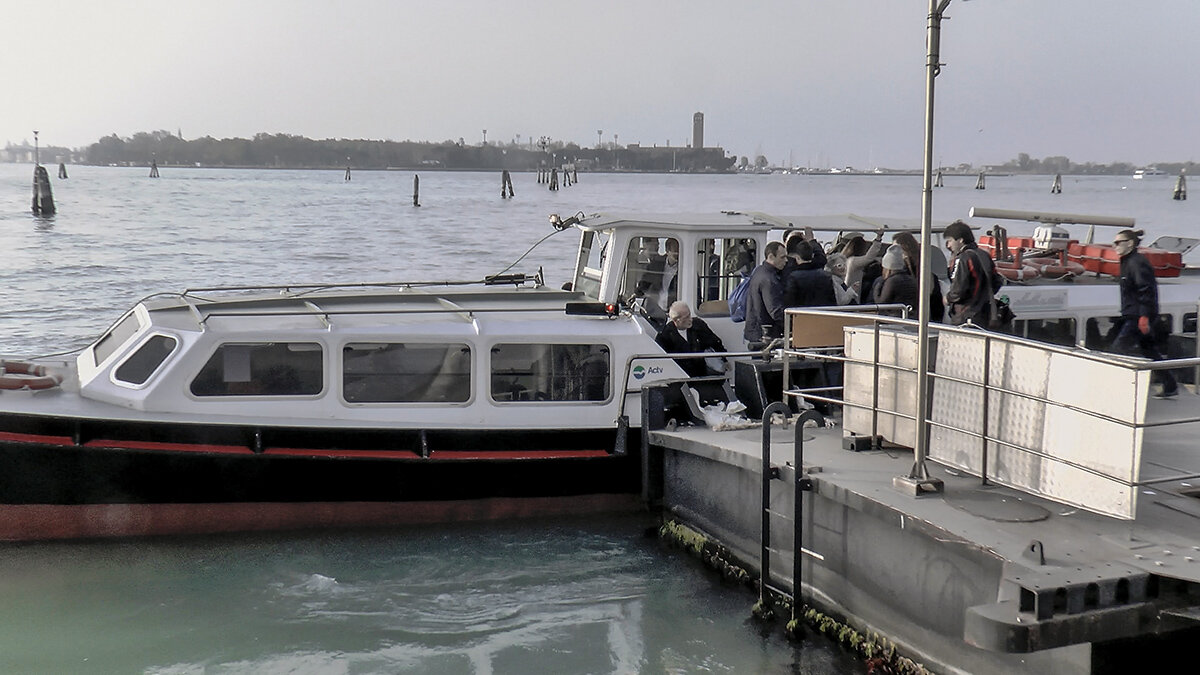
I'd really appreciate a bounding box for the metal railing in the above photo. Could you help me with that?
[780,307,1200,517]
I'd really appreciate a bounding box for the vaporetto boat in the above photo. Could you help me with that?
[0,210,800,540]
[1,208,1195,540]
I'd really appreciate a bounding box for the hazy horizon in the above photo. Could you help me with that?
[5,1,1198,169]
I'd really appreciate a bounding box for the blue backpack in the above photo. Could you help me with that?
[729,275,750,323]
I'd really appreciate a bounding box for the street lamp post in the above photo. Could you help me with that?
[896,0,953,496]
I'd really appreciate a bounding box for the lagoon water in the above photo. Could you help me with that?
[0,165,1193,673]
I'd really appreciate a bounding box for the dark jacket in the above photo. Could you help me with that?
[744,262,784,343]
[1118,249,1159,319]
[872,269,920,309]
[873,270,945,321]
[784,265,837,308]
[655,317,727,377]
[946,244,1001,325]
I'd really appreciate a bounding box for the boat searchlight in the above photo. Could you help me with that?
[549,212,583,230]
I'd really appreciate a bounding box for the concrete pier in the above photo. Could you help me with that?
[647,319,1200,674]
[650,406,1200,674]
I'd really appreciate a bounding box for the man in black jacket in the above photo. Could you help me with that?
[783,238,836,308]
[743,241,789,347]
[655,301,727,377]
[944,220,1001,326]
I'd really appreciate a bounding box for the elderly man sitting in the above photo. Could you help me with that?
[655,301,727,377]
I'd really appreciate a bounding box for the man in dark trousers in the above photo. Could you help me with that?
[743,241,789,348]
[1111,229,1179,398]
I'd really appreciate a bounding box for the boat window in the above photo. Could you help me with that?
[343,343,471,403]
[696,237,758,317]
[1184,312,1197,334]
[190,342,324,397]
[113,334,178,385]
[572,230,609,299]
[1084,316,1126,350]
[619,237,681,321]
[490,343,610,402]
[92,312,143,365]
[1012,318,1077,347]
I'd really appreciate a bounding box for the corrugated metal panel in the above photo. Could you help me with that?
[930,331,1147,520]
[842,326,1148,520]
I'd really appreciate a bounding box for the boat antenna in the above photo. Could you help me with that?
[490,211,583,279]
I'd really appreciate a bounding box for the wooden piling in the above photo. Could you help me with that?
[1174,173,1187,201]
[549,168,559,191]
[57,162,68,179]
[934,171,943,187]
[413,175,420,207]
[975,171,986,190]
[501,170,514,198]
[31,165,55,215]
[149,160,159,178]
[1051,173,1062,194]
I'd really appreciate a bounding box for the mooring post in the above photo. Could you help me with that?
[345,157,351,181]
[501,170,514,198]
[975,171,986,190]
[549,168,559,191]
[1051,173,1062,194]
[149,159,159,178]
[934,170,943,187]
[31,165,55,215]
[412,174,420,207]
[1174,172,1187,201]
[57,162,67,179]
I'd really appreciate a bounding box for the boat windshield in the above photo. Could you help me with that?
[572,230,609,299]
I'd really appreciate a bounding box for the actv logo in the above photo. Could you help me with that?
[632,365,663,380]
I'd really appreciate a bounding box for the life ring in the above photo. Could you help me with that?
[993,261,1040,282]
[1026,259,1086,279]
[0,360,63,391]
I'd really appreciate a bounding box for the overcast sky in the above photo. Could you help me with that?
[5,1,1198,169]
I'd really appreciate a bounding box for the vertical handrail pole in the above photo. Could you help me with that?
[792,417,805,624]
[871,316,882,445]
[759,402,791,610]
[980,333,992,486]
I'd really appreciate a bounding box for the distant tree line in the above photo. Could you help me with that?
[78,130,736,172]
[993,153,1196,176]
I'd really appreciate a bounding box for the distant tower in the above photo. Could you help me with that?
[692,112,704,150]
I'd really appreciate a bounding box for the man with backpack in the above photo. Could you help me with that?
[943,220,1004,327]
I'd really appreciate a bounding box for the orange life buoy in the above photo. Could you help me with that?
[1025,259,1086,279]
[993,260,1040,282]
[0,360,63,391]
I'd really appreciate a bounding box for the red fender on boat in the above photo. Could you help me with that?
[0,360,63,391]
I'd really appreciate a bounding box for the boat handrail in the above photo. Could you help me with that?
[176,273,545,299]
[781,308,1200,519]
[193,303,595,327]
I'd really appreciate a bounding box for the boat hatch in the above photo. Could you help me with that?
[1148,236,1200,257]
